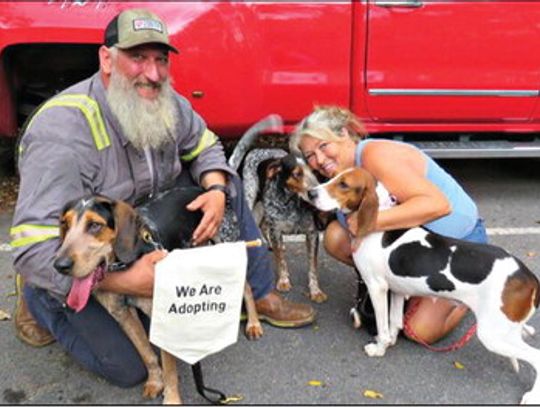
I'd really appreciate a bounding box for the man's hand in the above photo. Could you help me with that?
[187,190,226,246]
[97,250,168,297]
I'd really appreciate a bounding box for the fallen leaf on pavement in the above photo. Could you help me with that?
[308,380,324,387]
[527,251,537,258]
[363,389,383,399]
[0,309,11,320]
[223,394,244,403]
[453,361,465,369]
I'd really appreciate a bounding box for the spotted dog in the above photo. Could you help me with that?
[228,127,326,302]
[307,167,540,404]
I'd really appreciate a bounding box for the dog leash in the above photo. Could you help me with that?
[191,239,262,404]
[192,362,236,404]
[403,299,477,352]
[185,240,265,404]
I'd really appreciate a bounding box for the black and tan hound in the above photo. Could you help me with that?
[54,187,262,404]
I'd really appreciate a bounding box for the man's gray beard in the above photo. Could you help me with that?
[106,69,178,150]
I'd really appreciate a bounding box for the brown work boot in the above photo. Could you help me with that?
[14,275,55,347]
[255,291,316,328]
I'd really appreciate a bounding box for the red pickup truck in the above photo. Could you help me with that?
[2,0,540,160]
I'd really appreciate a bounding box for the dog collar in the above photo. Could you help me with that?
[108,262,128,272]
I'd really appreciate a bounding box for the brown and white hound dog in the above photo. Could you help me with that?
[307,167,540,404]
[53,187,262,404]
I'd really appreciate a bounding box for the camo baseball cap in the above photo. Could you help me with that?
[104,8,178,54]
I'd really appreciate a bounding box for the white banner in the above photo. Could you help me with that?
[150,242,247,365]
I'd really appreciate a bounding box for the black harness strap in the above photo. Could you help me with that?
[125,227,234,405]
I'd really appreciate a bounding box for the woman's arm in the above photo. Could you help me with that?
[361,141,451,231]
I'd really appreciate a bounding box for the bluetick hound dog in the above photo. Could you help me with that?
[307,167,540,405]
[228,123,327,302]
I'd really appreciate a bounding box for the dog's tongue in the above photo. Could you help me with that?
[66,272,95,313]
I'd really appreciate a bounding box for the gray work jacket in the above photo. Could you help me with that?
[11,72,235,300]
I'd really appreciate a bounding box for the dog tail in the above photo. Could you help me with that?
[228,114,283,171]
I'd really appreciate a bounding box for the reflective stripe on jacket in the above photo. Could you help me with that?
[12,72,234,299]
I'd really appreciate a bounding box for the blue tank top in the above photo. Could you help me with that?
[355,140,478,239]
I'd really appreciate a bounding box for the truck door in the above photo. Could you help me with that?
[364,1,540,123]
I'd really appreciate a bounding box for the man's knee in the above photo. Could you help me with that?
[98,354,148,388]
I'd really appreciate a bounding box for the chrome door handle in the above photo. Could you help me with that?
[374,0,423,8]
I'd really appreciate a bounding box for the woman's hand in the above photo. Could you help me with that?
[346,212,364,252]
[346,211,358,235]
[351,237,363,252]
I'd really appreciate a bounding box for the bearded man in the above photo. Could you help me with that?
[11,8,315,388]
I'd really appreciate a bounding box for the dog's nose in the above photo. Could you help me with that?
[53,256,74,275]
[307,189,318,201]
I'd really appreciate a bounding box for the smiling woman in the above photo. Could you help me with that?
[290,105,488,346]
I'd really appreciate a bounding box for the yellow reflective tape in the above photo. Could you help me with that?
[72,94,109,150]
[180,128,218,162]
[25,94,110,151]
[10,224,60,248]
[10,234,58,248]
[10,224,59,234]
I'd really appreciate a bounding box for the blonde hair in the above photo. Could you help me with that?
[289,105,367,156]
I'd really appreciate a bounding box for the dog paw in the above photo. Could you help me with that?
[350,308,362,329]
[364,342,387,357]
[389,329,400,346]
[276,279,291,292]
[310,290,328,303]
[142,379,164,399]
[245,322,264,340]
[163,389,182,405]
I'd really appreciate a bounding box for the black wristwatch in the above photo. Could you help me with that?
[205,184,228,197]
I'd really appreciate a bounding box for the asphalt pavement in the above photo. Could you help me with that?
[1,158,539,405]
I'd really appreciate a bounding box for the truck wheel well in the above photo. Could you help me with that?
[1,43,99,174]
[5,43,100,128]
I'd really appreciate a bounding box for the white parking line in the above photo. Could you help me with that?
[487,227,540,236]
[1,226,539,251]
[284,227,540,242]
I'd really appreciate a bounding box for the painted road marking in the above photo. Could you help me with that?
[1,227,539,251]
[487,227,540,236]
[283,227,540,242]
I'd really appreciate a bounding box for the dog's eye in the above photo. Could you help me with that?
[141,230,153,243]
[87,222,103,234]
[338,181,349,190]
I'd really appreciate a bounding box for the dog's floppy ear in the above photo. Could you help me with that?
[266,159,283,180]
[112,200,140,264]
[58,196,85,241]
[355,170,379,238]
